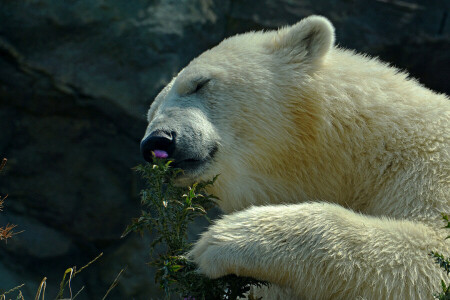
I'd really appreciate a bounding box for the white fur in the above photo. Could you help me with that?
[146,15,450,299]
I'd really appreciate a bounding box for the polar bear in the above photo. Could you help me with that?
[140,16,450,299]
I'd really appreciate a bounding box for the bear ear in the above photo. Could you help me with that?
[268,15,335,63]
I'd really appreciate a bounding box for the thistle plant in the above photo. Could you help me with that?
[123,158,268,299]
[0,158,16,242]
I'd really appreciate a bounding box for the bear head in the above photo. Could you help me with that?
[141,16,335,189]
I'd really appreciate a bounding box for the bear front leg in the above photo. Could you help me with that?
[188,202,450,299]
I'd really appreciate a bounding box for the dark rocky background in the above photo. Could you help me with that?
[0,0,449,299]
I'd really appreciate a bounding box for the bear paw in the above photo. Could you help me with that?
[187,229,232,279]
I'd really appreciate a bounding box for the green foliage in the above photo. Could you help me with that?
[430,214,450,300]
[123,158,268,299]
[443,215,450,240]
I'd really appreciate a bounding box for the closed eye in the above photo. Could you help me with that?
[189,78,211,94]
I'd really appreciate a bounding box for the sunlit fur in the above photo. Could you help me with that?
[146,15,450,299]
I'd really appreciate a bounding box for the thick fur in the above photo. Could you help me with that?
[143,16,450,299]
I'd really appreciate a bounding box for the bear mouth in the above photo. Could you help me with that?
[171,158,206,171]
[171,144,218,180]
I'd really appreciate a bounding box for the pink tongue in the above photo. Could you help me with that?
[153,150,168,159]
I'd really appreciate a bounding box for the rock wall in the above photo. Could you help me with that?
[0,0,448,298]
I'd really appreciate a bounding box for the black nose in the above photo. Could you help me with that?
[140,130,174,162]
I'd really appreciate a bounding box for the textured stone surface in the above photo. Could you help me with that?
[0,0,449,298]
